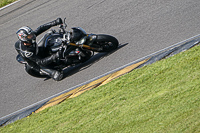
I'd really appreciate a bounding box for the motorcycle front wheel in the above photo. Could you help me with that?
[94,34,119,52]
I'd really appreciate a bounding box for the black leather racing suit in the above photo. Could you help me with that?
[15,19,62,77]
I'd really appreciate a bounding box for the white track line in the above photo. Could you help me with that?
[0,0,21,11]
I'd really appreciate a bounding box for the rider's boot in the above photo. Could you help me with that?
[40,67,63,81]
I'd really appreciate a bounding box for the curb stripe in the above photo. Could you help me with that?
[35,59,149,113]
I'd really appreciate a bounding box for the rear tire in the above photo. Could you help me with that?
[94,34,119,52]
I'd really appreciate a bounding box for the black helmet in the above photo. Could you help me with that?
[16,26,36,43]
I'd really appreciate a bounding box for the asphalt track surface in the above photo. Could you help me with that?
[0,0,200,118]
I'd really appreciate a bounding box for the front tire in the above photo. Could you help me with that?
[94,34,119,52]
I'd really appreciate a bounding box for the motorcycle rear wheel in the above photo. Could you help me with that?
[94,34,119,52]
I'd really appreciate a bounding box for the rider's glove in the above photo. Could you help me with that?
[55,46,65,59]
[55,18,63,25]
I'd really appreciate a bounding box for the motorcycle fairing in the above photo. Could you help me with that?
[71,27,87,42]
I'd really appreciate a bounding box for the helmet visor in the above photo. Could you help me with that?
[17,30,35,42]
[26,33,36,41]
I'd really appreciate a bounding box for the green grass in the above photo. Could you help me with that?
[1,45,200,133]
[0,0,16,8]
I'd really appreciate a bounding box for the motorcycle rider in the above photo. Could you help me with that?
[15,18,64,81]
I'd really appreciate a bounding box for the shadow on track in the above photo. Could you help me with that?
[62,43,128,80]
[43,43,128,81]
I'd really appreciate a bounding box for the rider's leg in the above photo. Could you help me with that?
[40,67,63,81]
[25,63,63,81]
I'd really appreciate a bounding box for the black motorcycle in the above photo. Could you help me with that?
[16,18,119,78]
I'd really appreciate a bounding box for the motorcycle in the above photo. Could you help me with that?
[16,18,119,78]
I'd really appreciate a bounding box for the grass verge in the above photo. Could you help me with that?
[1,45,200,133]
[0,0,17,8]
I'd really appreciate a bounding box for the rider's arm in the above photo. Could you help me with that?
[34,18,63,36]
[25,50,61,66]
[17,41,60,66]
[32,53,59,66]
